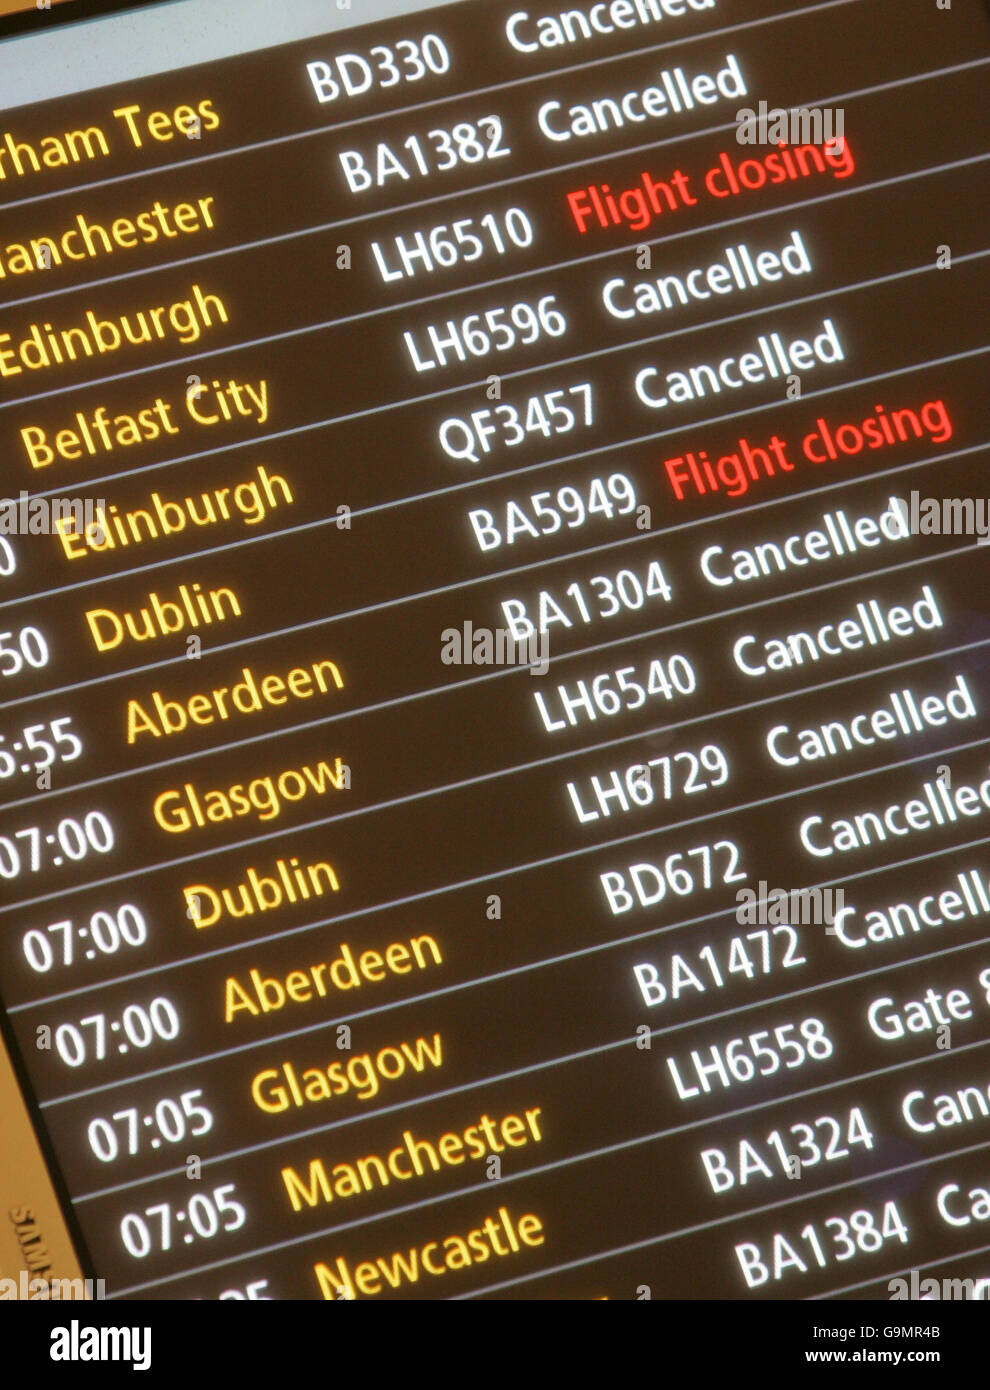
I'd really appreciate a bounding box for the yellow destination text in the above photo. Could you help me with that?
[126,656,344,743]
[252,1032,443,1113]
[224,933,442,1022]
[23,379,269,470]
[0,284,228,378]
[0,100,218,183]
[314,1206,545,1298]
[57,465,291,559]
[184,855,339,930]
[0,197,217,280]
[86,580,241,651]
[154,757,347,833]
[282,1106,544,1211]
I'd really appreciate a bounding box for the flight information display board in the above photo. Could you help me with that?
[1,0,989,1307]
